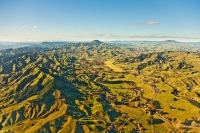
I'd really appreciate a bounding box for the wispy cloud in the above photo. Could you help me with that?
[91,33,104,37]
[146,21,160,25]
[89,33,199,40]
[21,25,37,28]
[132,21,160,25]
[22,26,29,28]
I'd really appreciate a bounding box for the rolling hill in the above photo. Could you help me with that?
[0,40,200,133]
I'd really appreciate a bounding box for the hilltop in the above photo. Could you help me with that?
[165,40,179,43]
[90,40,102,45]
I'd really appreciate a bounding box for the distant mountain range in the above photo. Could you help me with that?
[0,40,200,52]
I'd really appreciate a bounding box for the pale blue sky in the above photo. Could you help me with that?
[0,0,200,42]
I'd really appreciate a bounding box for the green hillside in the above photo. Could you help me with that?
[0,41,200,133]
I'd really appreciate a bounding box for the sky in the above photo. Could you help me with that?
[0,0,200,42]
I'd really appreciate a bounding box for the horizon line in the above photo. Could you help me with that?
[1,39,200,43]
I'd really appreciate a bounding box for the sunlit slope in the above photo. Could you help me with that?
[0,51,84,132]
[0,43,118,132]
[0,66,85,132]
